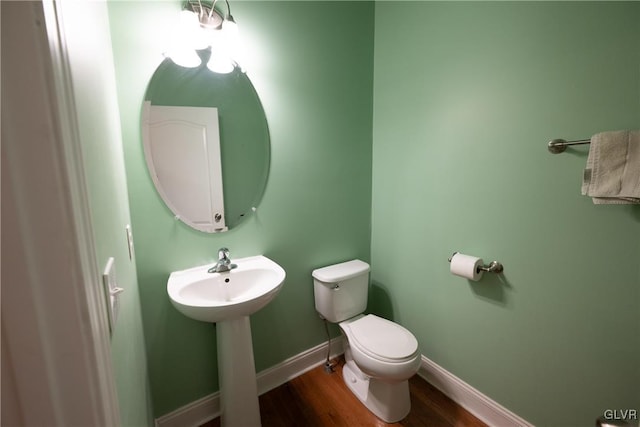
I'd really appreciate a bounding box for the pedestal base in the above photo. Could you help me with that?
[217,316,261,427]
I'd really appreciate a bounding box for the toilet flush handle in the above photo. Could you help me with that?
[331,284,340,290]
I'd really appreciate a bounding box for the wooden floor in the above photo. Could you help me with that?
[202,357,486,427]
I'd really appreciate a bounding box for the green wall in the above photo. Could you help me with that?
[371,2,640,426]
[108,1,639,424]
[58,2,154,426]
[108,1,374,417]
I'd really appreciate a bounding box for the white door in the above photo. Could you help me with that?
[143,102,228,232]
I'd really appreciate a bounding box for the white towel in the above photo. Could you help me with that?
[581,129,640,204]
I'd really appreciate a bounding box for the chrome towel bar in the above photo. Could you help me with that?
[547,138,590,154]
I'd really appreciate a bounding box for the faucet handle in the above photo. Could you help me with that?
[218,247,230,261]
[207,247,237,273]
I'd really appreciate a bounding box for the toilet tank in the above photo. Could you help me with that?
[312,260,370,323]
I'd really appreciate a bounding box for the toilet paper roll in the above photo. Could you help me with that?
[450,253,484,281]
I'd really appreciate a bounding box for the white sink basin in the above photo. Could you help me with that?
[167,255,286,323]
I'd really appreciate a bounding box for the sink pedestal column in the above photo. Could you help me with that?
[217,316,261,427]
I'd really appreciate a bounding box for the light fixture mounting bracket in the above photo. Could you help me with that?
[185,0,224,30]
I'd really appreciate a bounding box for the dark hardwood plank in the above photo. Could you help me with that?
[201,357,486,427]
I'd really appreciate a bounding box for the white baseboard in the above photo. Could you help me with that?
[155,339,344,427]
[256,337,344,396]
[156,342,532,427]
[154,392,220,427]
[418,355,533,427]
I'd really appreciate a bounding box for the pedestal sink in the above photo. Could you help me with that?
[167,255,286,427]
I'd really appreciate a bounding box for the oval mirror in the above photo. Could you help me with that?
[141,52,270,232]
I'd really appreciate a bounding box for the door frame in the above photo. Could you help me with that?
[2,1,120,424]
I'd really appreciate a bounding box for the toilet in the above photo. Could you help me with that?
[312,259,421,423]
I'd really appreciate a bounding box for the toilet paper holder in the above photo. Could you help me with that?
[447,252,504,274]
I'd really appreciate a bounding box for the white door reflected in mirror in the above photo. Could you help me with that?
[142,102,227,232]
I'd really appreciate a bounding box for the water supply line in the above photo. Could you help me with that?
[323,318,335,373]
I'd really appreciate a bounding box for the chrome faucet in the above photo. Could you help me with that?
[208,247,237,273]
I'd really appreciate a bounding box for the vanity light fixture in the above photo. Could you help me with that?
[166,0,239,73]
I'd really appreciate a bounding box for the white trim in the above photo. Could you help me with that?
[418,355,533,427]
[257,336,344,395]
[154,393,221,427]
[155,339,344,427]
[155,342,532,427]
[1,1,119,425]
[42,0,121,422]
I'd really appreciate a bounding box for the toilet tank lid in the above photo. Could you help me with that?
[312,259,370,283]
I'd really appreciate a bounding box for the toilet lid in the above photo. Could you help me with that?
[349,315,418,361]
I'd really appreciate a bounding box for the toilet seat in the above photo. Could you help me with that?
[344,315,418,363]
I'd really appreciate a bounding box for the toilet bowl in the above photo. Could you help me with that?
[340,314,421,381]
[312,260,421,423]
[339,314,421,422]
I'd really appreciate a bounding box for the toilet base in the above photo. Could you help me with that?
[342,360,411,423]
